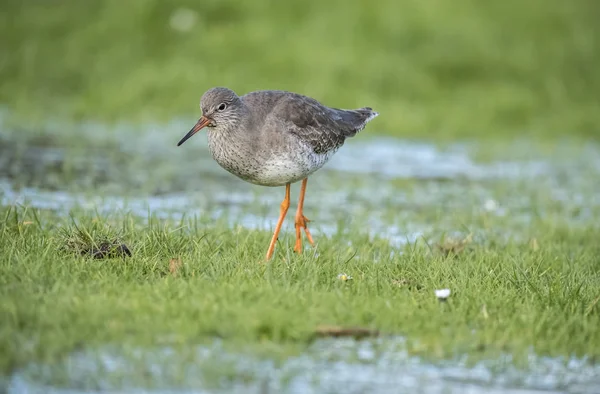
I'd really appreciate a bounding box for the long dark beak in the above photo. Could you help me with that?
[177,116,211,146]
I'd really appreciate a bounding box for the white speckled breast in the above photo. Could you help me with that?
[208,130,336,187]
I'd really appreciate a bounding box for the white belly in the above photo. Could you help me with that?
[254,155,313,186]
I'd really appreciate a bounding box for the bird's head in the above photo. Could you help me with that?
[177,87,241,146]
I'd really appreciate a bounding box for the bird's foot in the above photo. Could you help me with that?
[294,214,315,253]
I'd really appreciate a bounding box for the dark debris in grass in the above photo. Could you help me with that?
[313,325,380,340]
[85,242,131,259]
[59,221,132,259]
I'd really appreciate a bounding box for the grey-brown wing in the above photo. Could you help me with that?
[276,93,375,154]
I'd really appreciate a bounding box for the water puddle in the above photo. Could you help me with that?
[2,118,600,393]
[7,339,600,394]
[2,130,599,258]
[2,120,599,249]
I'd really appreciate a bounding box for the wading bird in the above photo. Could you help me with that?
[177,87,378,260]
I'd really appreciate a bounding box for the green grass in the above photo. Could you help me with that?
[1,1,600,385]
[1,0,599,140]
[1,204,599,377]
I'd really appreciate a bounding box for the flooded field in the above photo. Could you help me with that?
[2,118,599,246]
[2,1,600,392]
[1,117,599,393]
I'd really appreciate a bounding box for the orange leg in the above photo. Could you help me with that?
[294,178,315,253]
[266,183,291,260]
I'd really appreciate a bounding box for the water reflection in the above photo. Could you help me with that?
[1,121,600,247]
[8,338,600,394]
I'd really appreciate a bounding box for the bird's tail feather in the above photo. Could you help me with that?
[337,107,379,136]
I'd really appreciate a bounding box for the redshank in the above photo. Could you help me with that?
[177,87,378,260]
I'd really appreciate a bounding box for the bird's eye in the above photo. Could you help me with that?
[217,103,227,112]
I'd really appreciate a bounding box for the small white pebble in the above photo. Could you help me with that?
[434,288,451,300]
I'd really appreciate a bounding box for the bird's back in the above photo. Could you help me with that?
[241,90,378,155]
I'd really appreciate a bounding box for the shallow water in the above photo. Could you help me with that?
[2,120,599,239]
[7,339,600,394]
[2,118,600,393]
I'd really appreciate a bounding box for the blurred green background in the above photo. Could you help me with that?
[1,0,599,140]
